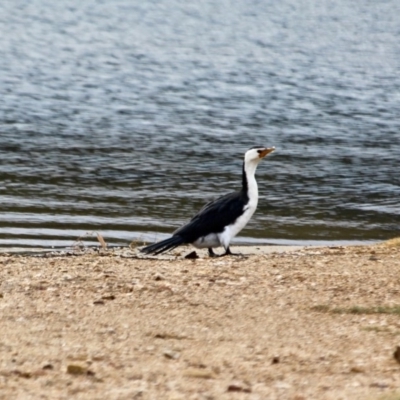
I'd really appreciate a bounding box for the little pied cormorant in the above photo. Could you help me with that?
[141,146,275,257]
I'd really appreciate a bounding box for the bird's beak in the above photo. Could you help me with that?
[259,147,275,158]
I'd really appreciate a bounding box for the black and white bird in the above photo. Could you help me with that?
[141,146,275,257]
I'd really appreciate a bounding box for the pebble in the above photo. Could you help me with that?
[163,349,180,360]
[227,381,251,393]
[183,368,215,379]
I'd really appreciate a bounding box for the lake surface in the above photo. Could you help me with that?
[1,0,400,249]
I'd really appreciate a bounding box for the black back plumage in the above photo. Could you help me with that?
[173,189,248,243]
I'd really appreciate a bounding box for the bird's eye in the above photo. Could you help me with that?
[257,150,262,154]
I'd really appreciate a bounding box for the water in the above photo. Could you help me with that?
[1,0,400,249]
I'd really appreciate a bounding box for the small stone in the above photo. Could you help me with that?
[101,294,116,300]
[393,346,400,363]
[163,349,180,360]
[227,381,251,393]
[272,356,280,364]
[185,251,198,259]
[350,366,364,373]
[67,364,87,375]
[183,368,215,379]
[93,300,105,305]
[42,364,54,370]
[154,333,186,340]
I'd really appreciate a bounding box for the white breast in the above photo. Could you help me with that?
[218,200,257,249]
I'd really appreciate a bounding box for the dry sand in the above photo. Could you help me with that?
[1,243,400,399]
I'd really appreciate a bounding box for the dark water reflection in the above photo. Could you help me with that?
[0,0,399,248]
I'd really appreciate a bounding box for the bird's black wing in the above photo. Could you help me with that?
[173,191,247,243]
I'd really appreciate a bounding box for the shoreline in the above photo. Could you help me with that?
[0,237,380,255]
[0,241,378,257]
[0,244,310,256]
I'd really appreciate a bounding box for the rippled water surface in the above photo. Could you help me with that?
[1,0,400,248]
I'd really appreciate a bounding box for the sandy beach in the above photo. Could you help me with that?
[1,242,400,399]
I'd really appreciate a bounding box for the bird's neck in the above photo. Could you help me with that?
[242,161,259,202]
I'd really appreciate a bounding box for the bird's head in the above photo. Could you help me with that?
[244,146,275,163]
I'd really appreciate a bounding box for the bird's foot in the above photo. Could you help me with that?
[224,247,248,258]
[207,247,246,258]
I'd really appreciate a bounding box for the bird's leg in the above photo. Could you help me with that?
[208,248,227,258]
[208,248,218,257]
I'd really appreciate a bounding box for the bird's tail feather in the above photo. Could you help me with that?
[140,236,184,255]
